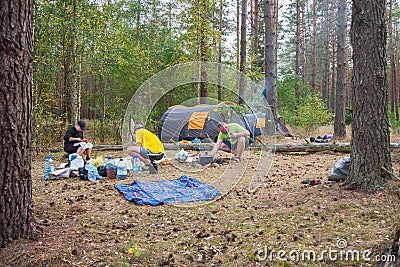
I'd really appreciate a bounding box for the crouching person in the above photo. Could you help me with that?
[211,122,250,163]
[126,124,164,174]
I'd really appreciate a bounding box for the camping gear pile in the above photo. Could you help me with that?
[45,154,123,182]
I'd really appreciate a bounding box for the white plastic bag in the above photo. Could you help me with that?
[175,148,188,159]
[48,168,72,180]
[329,157,350,176]
[69,153,85,170]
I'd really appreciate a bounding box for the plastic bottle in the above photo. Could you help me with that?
[131,155,142,175]
[105,156,116,179]
[44,155,54,180]
[116,158,127,180]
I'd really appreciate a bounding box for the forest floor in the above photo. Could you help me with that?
[1,126,400,267]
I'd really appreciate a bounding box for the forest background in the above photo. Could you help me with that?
[33,0,382,151]
[33,0,400,152]
[2,0,400,265]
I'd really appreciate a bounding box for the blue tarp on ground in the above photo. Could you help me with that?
[114,175,221,205]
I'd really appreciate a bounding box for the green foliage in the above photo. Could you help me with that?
[277,75,333,132]
[388,110,400,134]
[293,94,333,131]
[33,0,187,149]
[345,109,352,125]
[120,242,143,266]
[91,119,122,145]
[32,111,65,154]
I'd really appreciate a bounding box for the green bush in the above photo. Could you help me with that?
[294,94,333,132]
[388,110,400,134]
[277,75,333,132]
[345,109,352,125]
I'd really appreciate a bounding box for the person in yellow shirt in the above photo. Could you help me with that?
[127,124,164,173]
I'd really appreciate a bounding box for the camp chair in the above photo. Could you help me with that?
[147,153,164,174]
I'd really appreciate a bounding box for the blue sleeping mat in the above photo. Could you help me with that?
[114,175,220,205]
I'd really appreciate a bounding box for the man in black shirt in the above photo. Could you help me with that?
[63,120,92,160]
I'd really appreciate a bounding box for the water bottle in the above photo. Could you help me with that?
[105,156,116,179]
[116,158,127,180]
[131,155,142,175]
[44,155,54,180]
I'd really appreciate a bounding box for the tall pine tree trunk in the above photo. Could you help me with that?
[301,0,307,85]
[0,0,37,247]
[346,0,392,190]
[236,0,240,69]
[334,0,347,140]
[253,0,259,59]
[199,0,209,103]
[388,0,398,121]
[239,0,247,104]
[321,0,330,105]
[218,0,223,101]
[329,0,336,111]
[264,0,277,119]
[311,0,317,93]
[295,0,300,101]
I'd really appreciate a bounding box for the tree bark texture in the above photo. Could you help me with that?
[218,0,223,101]
[264,0,277,119]
[334,0,347,140]
[295,0,300,101]
[0,0,35,247]
[388,0,399,120]
[252,0,259,58]
[347,0,392,190]
[239,0,247,104]
[199,0,209,102]
[311,0,317,93]
[329,0,336,111]
[321,0,330,105]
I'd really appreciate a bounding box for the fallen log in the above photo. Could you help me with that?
[164,142,400,153]
[50,142,400,154]
[274,143,351,153]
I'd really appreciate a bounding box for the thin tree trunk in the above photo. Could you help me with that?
[295,0,301,101]
[301,0,307,85]
[0,0,37,247]
[264,0,277,120]
[239,0,247,104]
[252,0,259,59]
[236,0,240,69]
[388,0,398,120]
[334,0,347,140]
[218,0,223,101]
[136,0,141,43]
[395,19,400,121]
[322,0,330,105]
[330,0,336,111]
[72,0,78,121]
[311,0,317,93]
[199,0,209,103]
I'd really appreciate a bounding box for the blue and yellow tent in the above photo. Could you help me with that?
[158,102,269,142]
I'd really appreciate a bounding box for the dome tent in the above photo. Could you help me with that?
[158,102,269,142]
